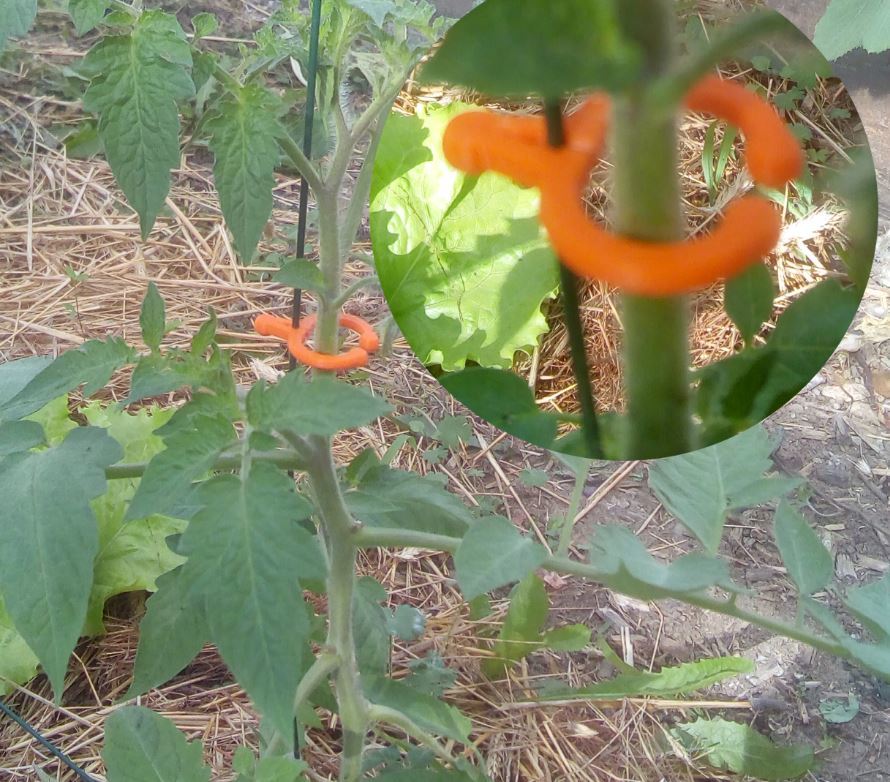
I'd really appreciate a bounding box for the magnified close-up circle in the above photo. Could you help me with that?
[371,1,879,460]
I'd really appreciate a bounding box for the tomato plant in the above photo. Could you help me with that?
[0,2,886,781]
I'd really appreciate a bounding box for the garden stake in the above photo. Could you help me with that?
[543,99,603,459]
[288,0,323,370]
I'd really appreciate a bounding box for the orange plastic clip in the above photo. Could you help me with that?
[442,75,804,296]
[254,313,380,371]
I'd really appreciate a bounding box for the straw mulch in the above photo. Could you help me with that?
[0,2,839,780]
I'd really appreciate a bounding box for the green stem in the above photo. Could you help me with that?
[315,186,344,357]
[352,526,850,661]
[556,467,587,558]
[333,276,379,309]
[339,111,390,252]
[306,440,369,782]
[613,0,691,458]
[104,450,306,480]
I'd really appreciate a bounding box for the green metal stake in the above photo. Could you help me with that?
[288,0,323,369]
[543,100,603,459]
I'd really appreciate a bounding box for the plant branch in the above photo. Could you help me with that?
[556,467,587,558]
[367,704,464,769]
[105,449,306,480]
[339,113,388,252]
[279,134,325,198]
[651,9,790,110]
[333,275,379,309]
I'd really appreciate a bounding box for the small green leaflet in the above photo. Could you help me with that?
[819,692,860,724]
[0,355,52,408]
[365,676,472,743]
[207,86,283,262]
[484,573,548,677]
[68,0,111,35]
[420,0,640,98]
[538,656,753,701]
[773,501,833,596]
[191,12,218,39]
[0,338,136,421]
[649,425,801,553]
[0,427,121,698]
[724,263,774,346]
[441,368,558,447]
[454,515,546,600]
[353,576,392,676]
[671,717,814,780]
[344,462,474,538]
[0,0,37,51]
[177,463,320,736]
[814,0,890,58]
[126,413,235,520]
[247,371,391,437]
[274,259,325,292]
[371,103,560,370]
[103,706,211,782]
[233,749,309,782]
[844,574,890,641]
[126,564,208,698]
[140,282,166,352]
[82,11,195,238]
[588,525,737,601]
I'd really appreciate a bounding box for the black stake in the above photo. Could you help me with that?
[543,99,603,459]
[289,0,323,369]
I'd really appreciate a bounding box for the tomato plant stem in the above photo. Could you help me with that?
[306,439,369,781]
[556,467,587,558]
[614,0,692,457]
[543,99,603,458]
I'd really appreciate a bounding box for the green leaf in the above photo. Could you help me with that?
[440,368,558,447]
[81,11,195,237]
[371,103,560,370]
[724,263,775,346]
[103,706,211,782]
[237,754,309,782]
[405,654,458,698]
[140,282,166,352]
[588,525,737,601]
[0,427,121,697]
[353,576,392,676]
[191,12,218,39]
[844,574,890,641]
[126,564,208,698]
[390,604,426,641]
[539,656,752,700]
[0,339,136,421]
[754,279,860,413]
[541,624,591,652]
[69,0,110,35]
[0,0,37,51]
[649,425,801,553]
[177,463,319,736]
[344,463,474,537]
[432,415,473,449]
[484,573,548,676]
[207,86,283,261]
[0,420,45,456]
[671,717,814,780]
[365,676,472,743]
[0,596,39,696]
[191,310,218,356]
[420,0,640,98]
[0,355,52,408]
[773,501,833,595]
[247,371,391,437]
[26,395,77,446]
[126,413,235,520]
[819,692,859,724]
[274,259,325,292]
[454,515,546,600]
[814,0,890,58]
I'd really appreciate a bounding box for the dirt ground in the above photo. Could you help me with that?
[0,1,888,781]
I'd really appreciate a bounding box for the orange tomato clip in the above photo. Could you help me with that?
[254,312,380,371]
[442,75,804,297]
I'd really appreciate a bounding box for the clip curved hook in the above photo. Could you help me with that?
[254,313,380,371]
[442,75,803,296]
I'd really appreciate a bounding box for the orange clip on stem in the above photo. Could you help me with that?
[254,313,379,371]
[442,75,804,297]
